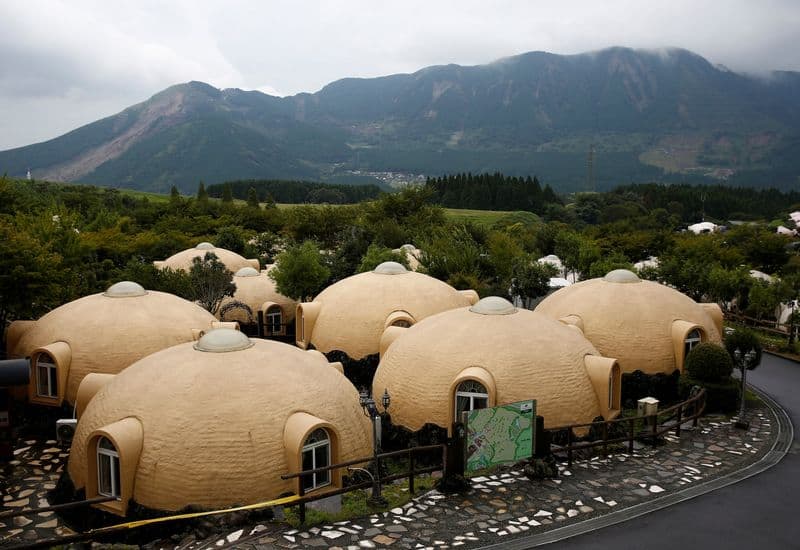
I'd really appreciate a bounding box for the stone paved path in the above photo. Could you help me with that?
[175,409,775,550]
[0,407,775,548]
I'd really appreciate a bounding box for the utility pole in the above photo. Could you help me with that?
[586,144,595,192]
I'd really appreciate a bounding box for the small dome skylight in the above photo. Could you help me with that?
[194,328,253,353]
[603,269,641,284]
[235,267,260,277]
[469,296,517,315]
[401,244,416,251]
[373,261,408,275]
[103,281,147,298]
[195,242,215,250]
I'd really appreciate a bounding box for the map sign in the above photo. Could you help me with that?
[464,400,535,472]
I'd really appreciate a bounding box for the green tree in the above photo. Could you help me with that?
[215,226,247,254]
[247,187,260,208]
[170,185,181,206]
[197,182,208,203]
[188,252,236,314]
[357,244,409,273]
[509,256,558,308]
[269,241,331,301]
[222,182,233,203]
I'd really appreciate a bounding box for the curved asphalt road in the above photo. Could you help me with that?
[541,353,800,550]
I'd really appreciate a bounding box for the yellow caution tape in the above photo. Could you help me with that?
[88,494,301,534]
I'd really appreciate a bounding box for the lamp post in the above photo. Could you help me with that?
[733,348,757,430]
[359,388,390,506]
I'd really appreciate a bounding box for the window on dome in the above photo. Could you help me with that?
[301,428,330,491]
[266,306,283,336]
[97,437,121,499]
[684,329,702,365]
[35,354,58,399]
[391,319,412,328]
[455,380,489,421]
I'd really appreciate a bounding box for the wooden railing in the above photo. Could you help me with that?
[545,388,706,467]
[280,444,447,523]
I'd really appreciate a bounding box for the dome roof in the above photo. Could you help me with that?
[373,261,408,275]
[194,329,253,352]
[234,267,260,277]
[535,274,722,374]
[9,288,217,404]
[218,268,297,324]
[470,296,517,315]
[603,269,641,283]
[373,305,615,431]
[300,270,474,359]
[154,244,260,273]
[68,338,371,512]
[103,281,147,297]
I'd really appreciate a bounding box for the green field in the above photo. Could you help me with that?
[445,208,541,227]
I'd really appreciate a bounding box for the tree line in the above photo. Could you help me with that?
[207,179,382,205]
[425,173,561,213]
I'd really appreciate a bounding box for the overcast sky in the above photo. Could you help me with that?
[1,0,798,150]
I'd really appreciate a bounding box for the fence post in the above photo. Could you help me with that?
[651,412,658,447]
[441,443,448,482]
[298,481,306,524]
[675,403,683,437]
[628,417,634,454]
[409,449,415,495]
[567,429,573,467]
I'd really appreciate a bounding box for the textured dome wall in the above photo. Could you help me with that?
[373,300,612,431]
[535,271,722,375]
[303,264,474,359]
[9,285,217,405]
[218,267,297,324]
[68,335,372,512]
[154,243,259,273]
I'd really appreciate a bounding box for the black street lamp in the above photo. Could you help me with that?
[733,348,757,429]
[359,388,390,506]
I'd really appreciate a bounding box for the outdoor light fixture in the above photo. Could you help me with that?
[733,348,757,430]
[359,388,390,506]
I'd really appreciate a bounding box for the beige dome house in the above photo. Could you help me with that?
[154,242,260,272]
[218,266,297,337]
[296,262,478,360]
[535,269,723,375]
[66,329,372,516]
[373,297,621,433]
[391,244,423,271]
[5,282,220,408]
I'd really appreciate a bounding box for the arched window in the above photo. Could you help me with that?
[301,428,330,491]
[97,437,121,498]
[266,305,282,335]
[454,380,489,421]
[35,353,58,398]
[391,319,412,328]
[684,329,702,364]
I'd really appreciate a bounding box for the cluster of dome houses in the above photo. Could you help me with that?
[3,242,722,518]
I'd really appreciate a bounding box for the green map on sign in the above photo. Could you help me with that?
[465,400,535,472]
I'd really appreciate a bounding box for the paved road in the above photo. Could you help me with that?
[544,353,800,549]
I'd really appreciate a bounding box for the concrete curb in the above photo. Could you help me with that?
[475,383,794,549]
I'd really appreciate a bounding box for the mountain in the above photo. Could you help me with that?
[2,47,799,193]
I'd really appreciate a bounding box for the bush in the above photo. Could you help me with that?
[685,343,734,382]
[724,328,763,369]
[621,370,680,408]
[679,374,740,414]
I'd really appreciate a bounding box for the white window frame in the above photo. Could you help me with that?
[455,380,489,421]
[684,329,702,363]
[97,437,121,499]
[266,307,282,335]
[35,355,58,398]
[301,428,331,492]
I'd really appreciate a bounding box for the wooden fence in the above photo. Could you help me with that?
[545,388,707,467]
[280,444,447,523]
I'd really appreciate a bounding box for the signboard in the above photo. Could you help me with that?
[464,400,535,472]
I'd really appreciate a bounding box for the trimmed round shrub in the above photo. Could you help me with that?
[724,328,763,370]
[685,343,734,382]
